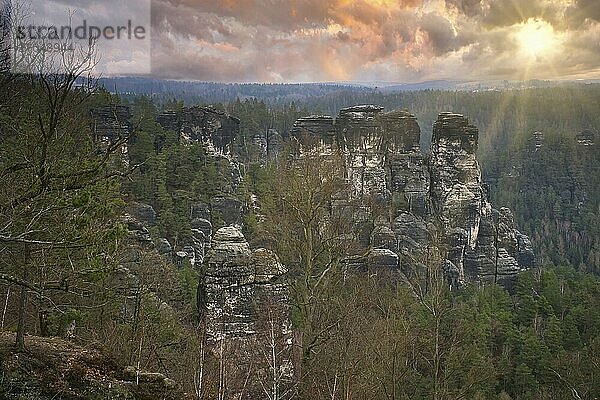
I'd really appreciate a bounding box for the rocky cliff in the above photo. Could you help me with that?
[291,106,534,288]
[157,106,240,155]
[198,226,293,398]
[199,226,290,341]
[85,102,536,398]
[157,106,245,228]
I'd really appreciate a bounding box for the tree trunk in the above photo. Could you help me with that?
[16,284,26,351]
[15,244,30,351]
[1,287,10,329]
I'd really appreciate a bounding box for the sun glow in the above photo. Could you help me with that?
[362,0,395,7]
[516,19,560,57]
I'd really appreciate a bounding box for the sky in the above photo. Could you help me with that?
[149,0,600,83]
[5,0,599,82]
[3,0,152,75]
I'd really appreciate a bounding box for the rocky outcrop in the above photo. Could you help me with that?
[90,105,132,142]
[291,106,534,288]
[200,226,290,341]
[157,106,240,155]
[198,227,293,398]
[123,203,157,249]
[291,115,336,141]
[429,113,484,282]
[249,128,284,162]
[156,107,244,233]
[129,202,157,226]
[427,116,535,286]
[124,217,152,246]
[0,333,190,400]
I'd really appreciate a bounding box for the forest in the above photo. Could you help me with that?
[133,85,600,276]
[1,67,599,399]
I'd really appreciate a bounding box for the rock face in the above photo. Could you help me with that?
[157,107,244,234]
[90,105,133,142]
[157,106,240,155]
[429,113,484,282]
[198,227,293,398]
[129,202,157,226]
[249,128,284,162]
[200,226,290,340]
[291,106,534,288]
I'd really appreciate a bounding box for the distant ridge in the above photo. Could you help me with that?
[94,76,600,104]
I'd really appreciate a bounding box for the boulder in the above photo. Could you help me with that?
[155,238,172,255]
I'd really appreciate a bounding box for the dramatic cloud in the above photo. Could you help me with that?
[149,0,600,82]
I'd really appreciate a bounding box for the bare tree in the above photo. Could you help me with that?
[253,301,295,400]
[266,138,358,369]
[0,5,135,350]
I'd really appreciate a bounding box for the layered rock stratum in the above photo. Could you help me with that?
[199,226,290,341]
[291,106,534,288]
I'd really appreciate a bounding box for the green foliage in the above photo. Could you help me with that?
[178,264,200,310]
[299,266,600,399]
[125,97,240,243]
[486,129,600,275]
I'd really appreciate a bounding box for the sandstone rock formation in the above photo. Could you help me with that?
[157,107,245,228]
[198,226,293,398]
[291,106,534,288]
[129,202,157,226]
[157,106,240,155]
[90,105,132,142]
[200,226,290,341]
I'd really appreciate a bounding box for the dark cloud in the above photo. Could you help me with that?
[481,0,546,27]
[447,0,566,29]
[420,12,461,56]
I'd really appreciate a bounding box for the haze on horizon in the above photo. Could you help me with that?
[150,0,600,83]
